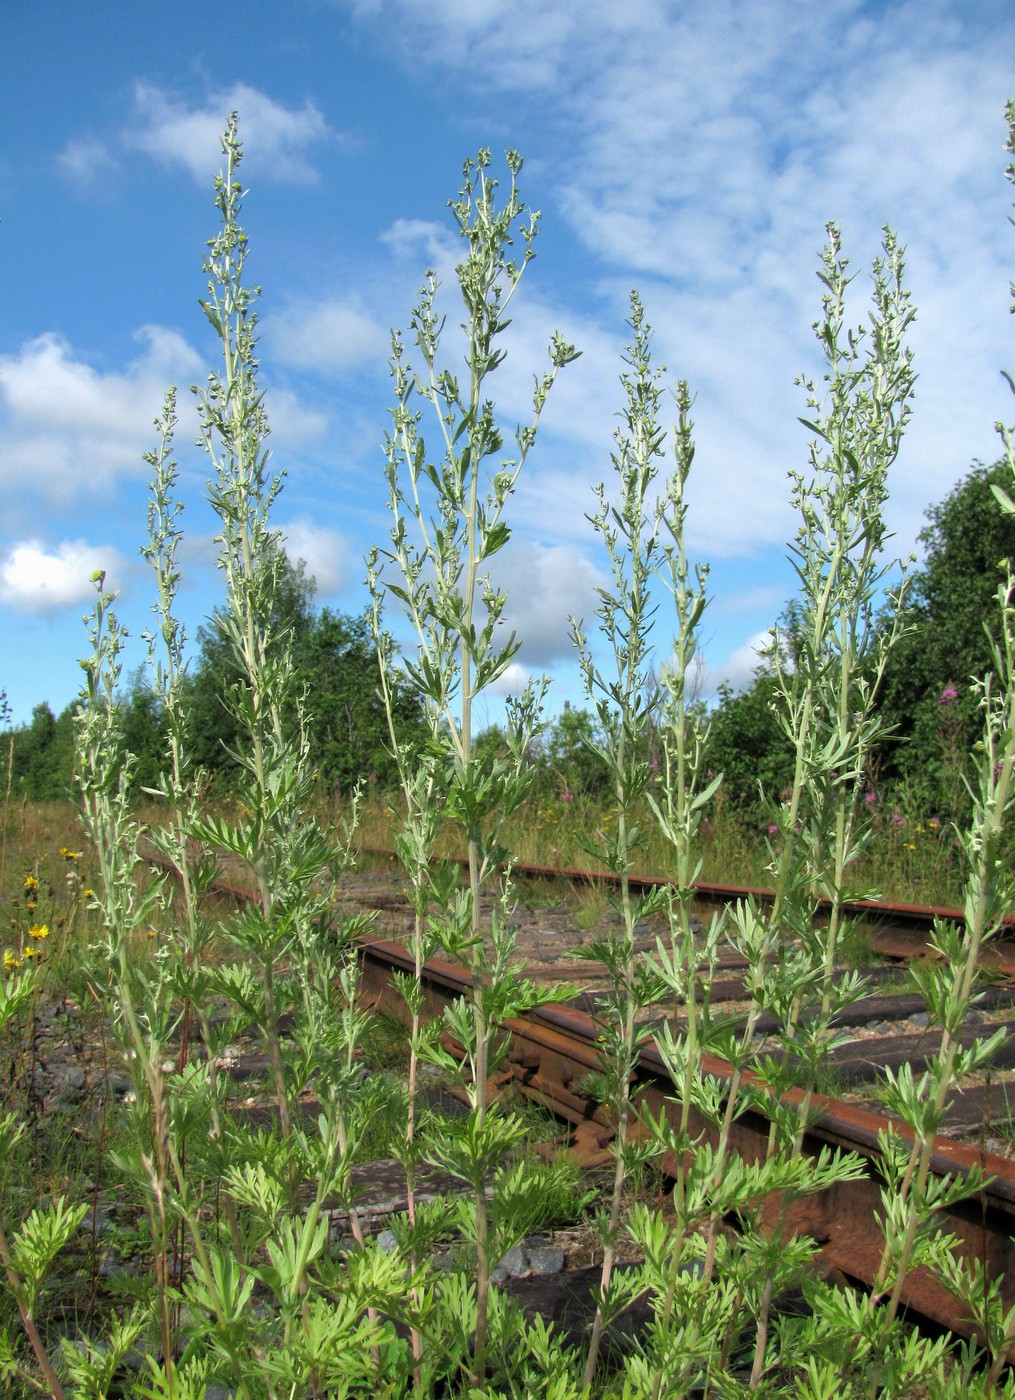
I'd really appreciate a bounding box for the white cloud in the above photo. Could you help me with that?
[265,299,387,376]
[380,218,460,273]
[280,518,348,596]
[488,660,532,697]
[704,629,774,697]
[264,386,330,447]
[345,0,581,90]
[56,137,120,187]
[0,327,203,505]
[0,539,126,615]
[345,0,1015,569]
[491,539,607,666]
[124,81,336,184]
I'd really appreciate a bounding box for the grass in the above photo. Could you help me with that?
[350,788,969,909]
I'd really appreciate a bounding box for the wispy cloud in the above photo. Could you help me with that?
[56,137,120,187]
[265,298,388,376]
[344,0,1014,568]
[0,539,127,615]
[379,218,460,276]
[263,386,330,448]
[124,81,337,184]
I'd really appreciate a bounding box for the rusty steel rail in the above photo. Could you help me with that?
[359,845,993,928]
[147,843,1015,1345]
[358,933,1015,1353]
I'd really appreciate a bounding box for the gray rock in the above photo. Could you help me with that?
[50,1063,87,1106]
[908,1011,930,1029]
[377,1228,399,1254]
[101,1071,131,1100]
[526,1247,565,1275]
[497,1245,529,1278]
[79,1208,114,1235]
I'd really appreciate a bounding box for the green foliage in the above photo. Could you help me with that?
[877,456,1015,813]
[533,706,612,801]
[7,702,78,801]
[188,551,424,792]
[704,674,794,813]
[3,100,1015,1400]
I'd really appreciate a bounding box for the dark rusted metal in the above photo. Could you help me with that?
[151,847,1015,1349]
[359,934,1015,1354]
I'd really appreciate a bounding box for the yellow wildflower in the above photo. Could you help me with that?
[59,847,82,861]
[28,924,49,940]
[3,950,21,970]
[23,875,38,894]
[22,947,38,959]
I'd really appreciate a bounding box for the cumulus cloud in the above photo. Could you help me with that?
[487,660,533,698]
[265,299,387,376]
[0,539,126,615]
[280,518,348,596]
[490,539,607,667]
[124,81,337,184]
[0,326,202,506]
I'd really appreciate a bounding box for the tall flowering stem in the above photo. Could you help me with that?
[371,149,578,1385]
[867,98,1015,1395]
[575,295,674,1387]
[741,224,916,1387]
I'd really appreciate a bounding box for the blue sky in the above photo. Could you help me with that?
[1,0,1013,729]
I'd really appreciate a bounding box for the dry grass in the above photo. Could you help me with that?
[346,788,966,908]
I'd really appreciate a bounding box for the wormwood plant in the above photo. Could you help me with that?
[853,98,1015,1400]
[0,119,418,1399]
[569,295,693,1386]
[369,149,583,1391]
[726,224,919,1391]
[571,279,881,1396]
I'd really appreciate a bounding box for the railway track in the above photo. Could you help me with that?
[153,846,1015,1354]
[342,856,1015,1352]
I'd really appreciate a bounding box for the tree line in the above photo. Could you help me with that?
[5,559,425,802]
[5,456,1012,820]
